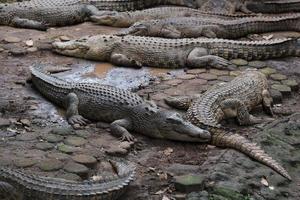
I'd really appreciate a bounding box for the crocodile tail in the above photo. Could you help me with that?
[211,130,291,180]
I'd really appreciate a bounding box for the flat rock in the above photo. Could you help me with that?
[281,79,299,91]
[174,174,205,193]
[59,173,82,181]
[20,119,31,127]
[75,130,91,138]
[47,152,70,160]
[0,118,10,128]
[4,36,21,43]
[151,92,168,101]
[186,69,207,74]
[229,71,241,77]
[16,133,37,141]
[164,79,183,86]
[198,73,218,80]
[38,159,63,171]
[9,47,27,56]
[72,154,97,166]
[96,122,110,129]
[27,47,38,52]
[270,73,287,81]
[270,89,283,104]
[64,136,87,146]
[209,69,228,76]
[43,134,63,143]
[35,142,55,151]
[248,61,266,69]
[176,74,196,80]
[217,75,233,82]
[230,59,248,66]
[50,126,73,136]
[14,158,37,168]
[166,164,201,176]
[260,67,277,76]
[271,84,292,96]
[58,144,79,154]
[63,162,89,176]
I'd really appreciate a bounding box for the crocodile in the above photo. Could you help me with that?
[0,3,100,30]
[0,159,135,200]
[30,64,291,181]
[165,69,291,180]
[119,14,300,39]
[90,6,253,28]
[244,0,300,14]
[52,35,300,69]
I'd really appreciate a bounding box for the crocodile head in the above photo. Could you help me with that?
[52,35,119,60]
[90,11,132,27]
[142,109,211,142]
[118,20,161,36]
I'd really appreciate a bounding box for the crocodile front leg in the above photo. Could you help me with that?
[0,181,21,200]
[187,47,231,69]
[220,98,264,125]
[262,89,274,116]
[11,17,48,31]
[65,93,90,126]
[111,53,143,68]
[110,119,134,142]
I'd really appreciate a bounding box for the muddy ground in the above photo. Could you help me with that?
[0,23,299,200]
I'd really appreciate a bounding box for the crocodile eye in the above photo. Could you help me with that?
[166,113,183,124]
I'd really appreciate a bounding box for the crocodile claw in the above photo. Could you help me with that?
[120,132,135,142]
[68,115,90,126]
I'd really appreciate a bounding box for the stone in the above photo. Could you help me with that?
[270,74,287,81]
[164,79,183,86]
[27,47,38,52]
[25,40,34,47]
[209,69,228,76]
[60,36,71,41]
[4,36,21,43]
[174,175,204,193]
[14,158,37,168]
[166,164,201,176]
[59,173,82,181]
[260,67,277,76]
[58,144,79,154]
[43,134,63,143]
[72,154,97,166]
[105,146,129,155]
[9,47,27,56]
[248,61,266,69]
[271,84,292,96]
[64,136,87,146]
[0,118,10,128]
[230,59,248,66]
[198,73,218,80]
[151,92,168,101]
[38,159,63,171]
[270,89,283,104]
[35,142,55,151]
[229,71,242,77]
[20,119,31,127]
[217,75,233,82]
[186,69,207,74]
[50,126,73,136]
[63,162,89,176]
[47,152,70,160]
[281,79,299,91]
[96,122,110,129]
[16,133,37,141]
[75,130,91,138]
[176,74,196,80]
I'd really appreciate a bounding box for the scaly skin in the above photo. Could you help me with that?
[30,64,211,142]
[90,6,253,27]
[245,0,300,13]
[53,35,300,69]
[120,14,300,39]
[165,70,291,180]
[0,3,100,30]
[0,159,135,200]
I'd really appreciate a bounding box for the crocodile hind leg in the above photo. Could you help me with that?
[110,119,134,142]
[164,94,202,110]
[220,98,264,125]
[111,53,143,68]
[65,93,90,126]
[11,17,48,31]
[187,47,231,69]
[0,181,22,200]
[262,89,274,116]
